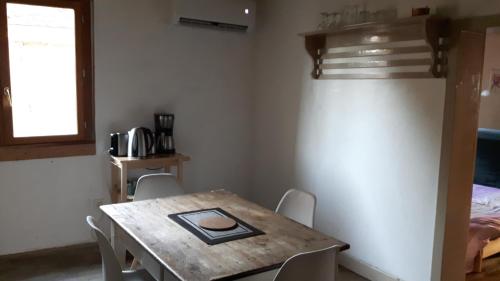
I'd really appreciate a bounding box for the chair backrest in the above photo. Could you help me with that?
[134,173,184,201]
[275,189,316,228]
[273,245,340,281]
[86,216,123,281]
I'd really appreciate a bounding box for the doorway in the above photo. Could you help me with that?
[466,27,500,281]
[438,16,500,281]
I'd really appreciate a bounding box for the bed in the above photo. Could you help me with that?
[467,129,500,273]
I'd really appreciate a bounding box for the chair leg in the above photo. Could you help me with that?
[473,250,483,273]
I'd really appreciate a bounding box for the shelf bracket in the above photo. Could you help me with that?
[305,35,326,79]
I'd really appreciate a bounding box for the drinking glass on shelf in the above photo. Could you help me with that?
[373,10,384,22]
[367,11,376,22]
[317,12,330,30]
[341,5,358,25]
[358,10,370,23]
[328,12,341,28]
[383,8,398,20]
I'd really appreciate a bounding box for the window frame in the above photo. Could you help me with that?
[0,0,94,160]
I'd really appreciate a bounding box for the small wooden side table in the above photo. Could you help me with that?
[110,154,191,203]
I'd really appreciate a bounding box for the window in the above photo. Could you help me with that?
[0,0,94,161]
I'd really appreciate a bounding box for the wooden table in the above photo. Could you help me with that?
[110,154,191,203]
[100,190,349,281]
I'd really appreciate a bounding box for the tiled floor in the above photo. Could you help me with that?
[466,254,500,281]
[0,244,368,281]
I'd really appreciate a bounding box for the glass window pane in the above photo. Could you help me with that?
[7,3,78,138]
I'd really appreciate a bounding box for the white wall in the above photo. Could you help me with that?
[251,1,500,281]
[0,0,255,255]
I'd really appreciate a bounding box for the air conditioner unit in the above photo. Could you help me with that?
[169,0,256,32]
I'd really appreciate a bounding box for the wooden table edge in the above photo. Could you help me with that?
[110,153,191,164]
[340,243,350,251]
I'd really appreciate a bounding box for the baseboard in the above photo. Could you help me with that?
[0,243,98,262]
[339,253,400,281]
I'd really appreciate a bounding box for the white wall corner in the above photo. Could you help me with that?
[339,253,401,281]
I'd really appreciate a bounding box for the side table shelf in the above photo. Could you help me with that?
[110,153,191,203]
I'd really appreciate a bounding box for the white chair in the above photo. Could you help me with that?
[131,173,185,270]
[275,189,316,228]
[86,216,155,281]
[134,173,184,201]
[273,245,340,281]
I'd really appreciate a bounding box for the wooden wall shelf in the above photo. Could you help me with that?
[300,16,449,79]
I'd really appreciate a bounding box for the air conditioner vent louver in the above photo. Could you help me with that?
[170,0,255,33]
[179,17,248,32]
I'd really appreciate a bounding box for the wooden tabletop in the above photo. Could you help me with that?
[100,190,349,281]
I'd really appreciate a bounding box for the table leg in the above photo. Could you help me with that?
[164,164,171,174]
[111,164,120,203]
[176,160,183,184]
[110,221,127,267]
[120,164,128,202]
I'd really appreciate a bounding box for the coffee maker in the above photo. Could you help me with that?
[155,113,175,154]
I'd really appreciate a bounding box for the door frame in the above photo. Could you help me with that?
[434,15,500,281]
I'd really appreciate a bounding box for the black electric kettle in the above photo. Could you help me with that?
[127,127,154,158]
